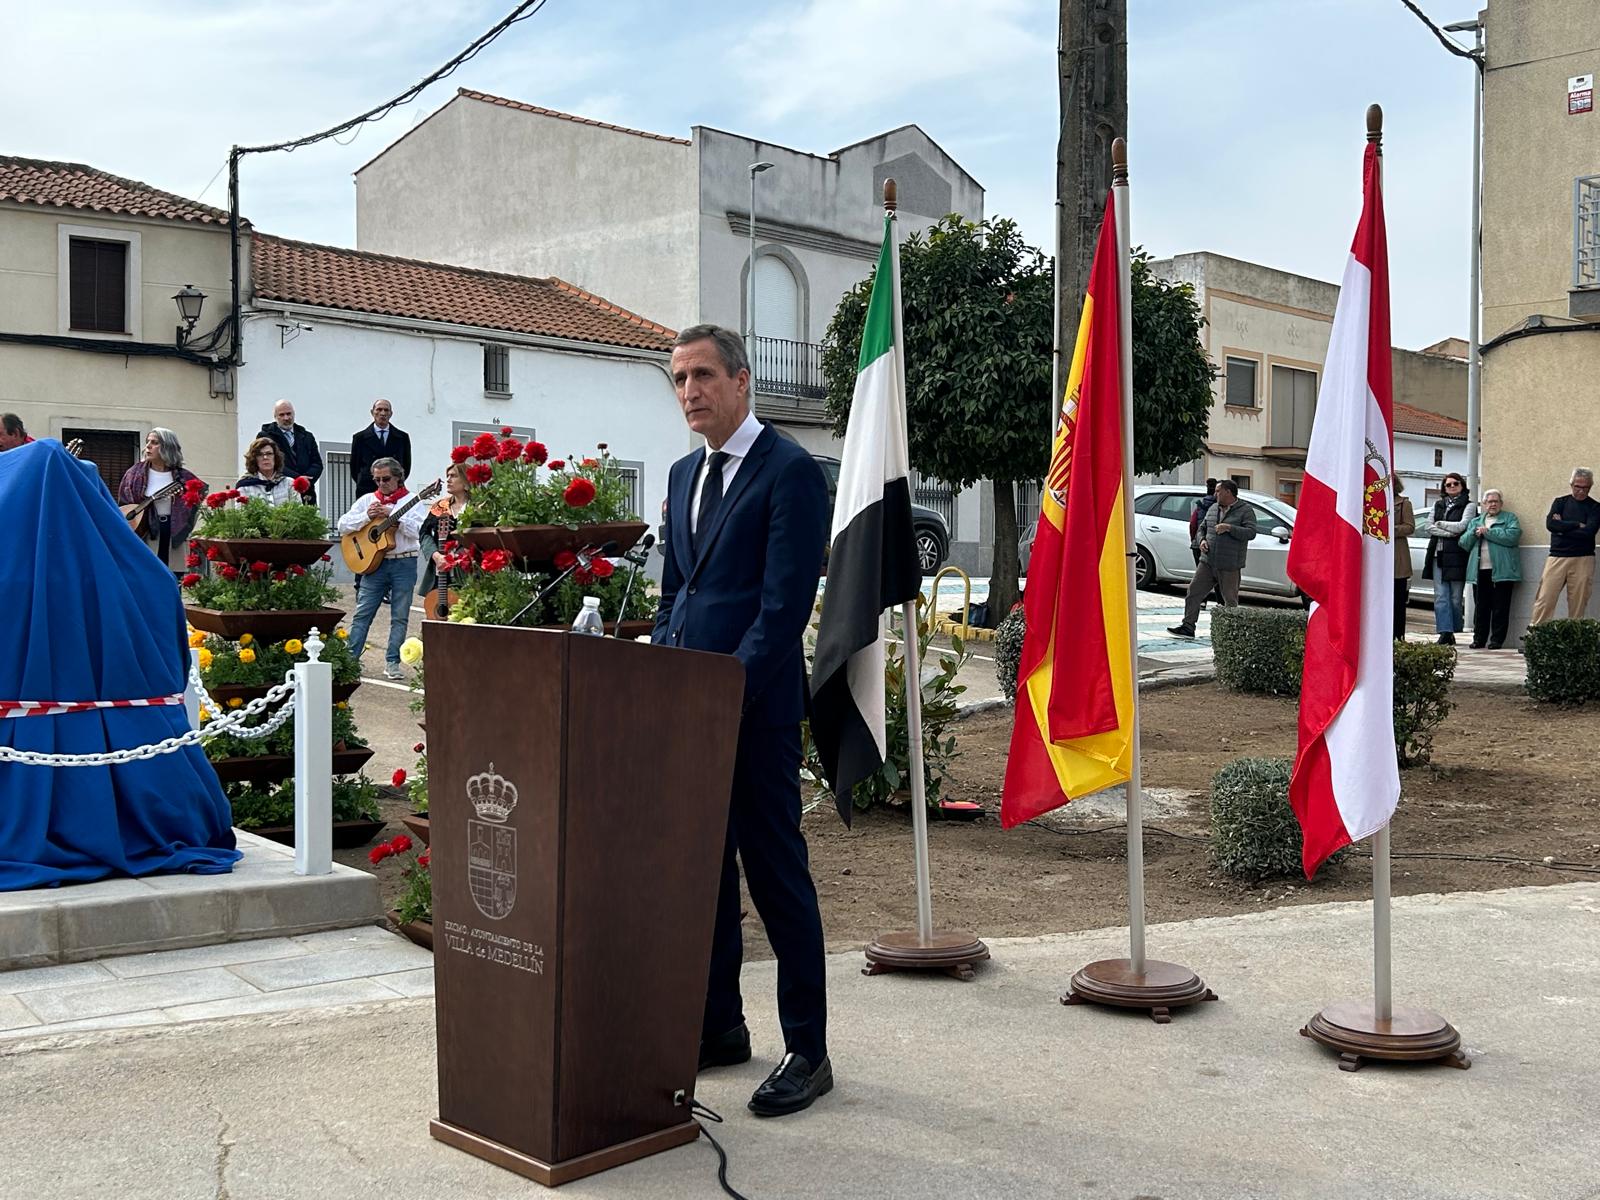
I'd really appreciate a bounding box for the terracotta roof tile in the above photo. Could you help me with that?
[1393,400,1467,439]
[251,234,675,352]
[456,88,690,145]
[0,155,233,225]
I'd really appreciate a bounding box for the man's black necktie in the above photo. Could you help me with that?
[693,450,728,557]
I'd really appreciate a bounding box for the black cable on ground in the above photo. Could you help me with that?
[691,1101,753,1200]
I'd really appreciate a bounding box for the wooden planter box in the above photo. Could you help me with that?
[388,909,433,951]
[401,813,431,847]
[207,680,360,706]
[208,745,374,784]
[185,606,347,642]
[249,818,386,850]
[192,537,333,568]
[455,520,648,566]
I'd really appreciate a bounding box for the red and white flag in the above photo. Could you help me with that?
[1286,139,1401,878]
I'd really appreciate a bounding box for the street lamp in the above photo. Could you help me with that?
[173,284,207,347]
[747,161,775,393]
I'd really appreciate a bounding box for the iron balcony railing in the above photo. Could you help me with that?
[752,336,827,400]
[1575,174,1600,290]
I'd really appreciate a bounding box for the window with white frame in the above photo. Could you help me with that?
[483,345,511,395]
[1225,357,1258,408]
[57,223,141,337]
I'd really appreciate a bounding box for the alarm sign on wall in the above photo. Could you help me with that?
[1571,75,1594,116]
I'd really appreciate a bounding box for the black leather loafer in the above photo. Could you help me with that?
[698,1023,752,1071]
[748,1053,833,1117]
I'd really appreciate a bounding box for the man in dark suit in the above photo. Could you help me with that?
[653,324,833,1118]
[256,400,323,504]
[350,399,411,498]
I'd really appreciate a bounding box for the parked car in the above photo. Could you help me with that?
[1020,483,1435,602]
[813,456,950,574]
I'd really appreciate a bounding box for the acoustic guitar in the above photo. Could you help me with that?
[121,478,186,538]
[422,507,461,620]
[339,479,443,575]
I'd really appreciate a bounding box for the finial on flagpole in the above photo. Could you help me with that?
[883,178,897,213]
[1366,103,1383,144]
[1111,136,1128,183]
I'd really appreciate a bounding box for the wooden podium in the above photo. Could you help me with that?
[423,623,744,1186]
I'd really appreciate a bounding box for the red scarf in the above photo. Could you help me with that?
[377,486,408,503]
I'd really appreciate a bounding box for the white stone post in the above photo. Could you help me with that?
[186,648,202,731]
[294,628,333,877]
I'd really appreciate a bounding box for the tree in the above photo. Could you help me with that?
[822,215,1215,618]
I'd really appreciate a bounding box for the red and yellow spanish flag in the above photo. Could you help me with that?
[1001,195,1134,828]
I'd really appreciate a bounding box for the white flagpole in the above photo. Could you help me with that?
[888,186,935,944]
[1370,111,1394,1026]
[1111,142,1145,972]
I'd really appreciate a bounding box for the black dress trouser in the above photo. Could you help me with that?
[1472,570,1515,648]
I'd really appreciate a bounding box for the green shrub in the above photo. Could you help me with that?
[195,496,331,540]
[1392,641,1456,766]
[1524,618,1600,706]
[225,775,381,829]
[1210,607,1306,696]
[994,605,1026,699]
[1209,756,1342,879]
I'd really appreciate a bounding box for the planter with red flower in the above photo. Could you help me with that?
[182,557,345,640]
[373,835,432,949]
[454,434,647,566]
[189,486,332,566]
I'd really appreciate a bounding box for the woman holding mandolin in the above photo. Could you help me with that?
[116,428,203,577]
[418,462,469,619]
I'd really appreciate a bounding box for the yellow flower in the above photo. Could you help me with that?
[188,631,206,648]
[284,638,304,656]
[238,648,257,664]
[335,700,349,710]
[197,648,214,669]
[399,637,424,666]
[198,705,211,721]
[227,697,243,708]
[335,628,349,640]
[238,634,253,647]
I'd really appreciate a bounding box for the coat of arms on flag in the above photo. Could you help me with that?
[466,762,518,920]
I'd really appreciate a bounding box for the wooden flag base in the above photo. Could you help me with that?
[863,930,990,981]
[1300,1000,1470,1072]
[1062,958,1217,1023]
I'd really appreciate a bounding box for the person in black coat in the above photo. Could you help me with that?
[1421,472,1477,645]
[256,400,323,505]
[350,399,411,498]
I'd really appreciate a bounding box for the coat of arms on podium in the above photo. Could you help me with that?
[466,762,518,920]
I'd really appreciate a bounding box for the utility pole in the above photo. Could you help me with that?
[1056,0,1128,418]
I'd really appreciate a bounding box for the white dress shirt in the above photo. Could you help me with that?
[688,410,764,535]
[337,487,426,553]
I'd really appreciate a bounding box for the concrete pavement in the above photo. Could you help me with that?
[5,881,1597,1200]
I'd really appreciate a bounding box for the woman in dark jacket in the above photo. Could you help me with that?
[1422,472,1477,645]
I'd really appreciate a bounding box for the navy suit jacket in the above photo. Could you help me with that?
[351,424,412,497]
[652,424,829,728]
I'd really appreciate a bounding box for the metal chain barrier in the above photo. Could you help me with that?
[0,670,298,768]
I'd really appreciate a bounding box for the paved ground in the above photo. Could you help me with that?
[4,881,1596,1200]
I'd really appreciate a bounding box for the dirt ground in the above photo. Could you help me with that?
[349,681,1600,949]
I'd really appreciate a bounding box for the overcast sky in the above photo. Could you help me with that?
[2,0,1483,348]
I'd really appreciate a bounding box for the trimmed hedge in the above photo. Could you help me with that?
[1392,641,1456,766]
[994,605,1026,700]
[1210,606,1306,697]
[1209,756,1344,880]
[1524,618,1600,707]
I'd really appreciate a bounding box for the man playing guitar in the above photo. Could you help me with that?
[336,457,431,679]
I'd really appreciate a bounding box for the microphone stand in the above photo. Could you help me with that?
[506,541,615,627]
[611,536,656,638]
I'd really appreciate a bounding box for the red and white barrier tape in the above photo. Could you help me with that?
[0,694,185,719]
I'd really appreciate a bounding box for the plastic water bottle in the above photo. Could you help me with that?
[571,596,605,636]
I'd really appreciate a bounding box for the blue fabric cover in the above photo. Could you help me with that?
[0,440,240,890]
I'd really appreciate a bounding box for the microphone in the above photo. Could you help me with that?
[613,534,657,636]
[506,540,617,627]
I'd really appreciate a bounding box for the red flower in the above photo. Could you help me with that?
[389,834,413,854]
[470,432,499,461]
[553,550,577,570]
[547,458,565,471]
[181,573,201,588]
[522,440,548,465]
[573,567,594,585]
[480,549,513,573]
[412,741,425,753]
[581,457,599,468]
[449,444,472,464]
[292,476,311,494]
[183,478,206,498]
[205,493,228,509]
[590,557,615,579]
[465,463,493,486]
[321,554,331,562]
[206,546,221,561]
[189,539,200,550]
[250,561,271,576]
[495,438,523,464]
[368,844,391,865]
[392,769,407,788]
[563,478,596,508]
[273,571,288,582]
[186,553,201,568]
[500,425,514,436]
[220,565,240,580]
[290,564,306,576]
[417,854,430,869]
